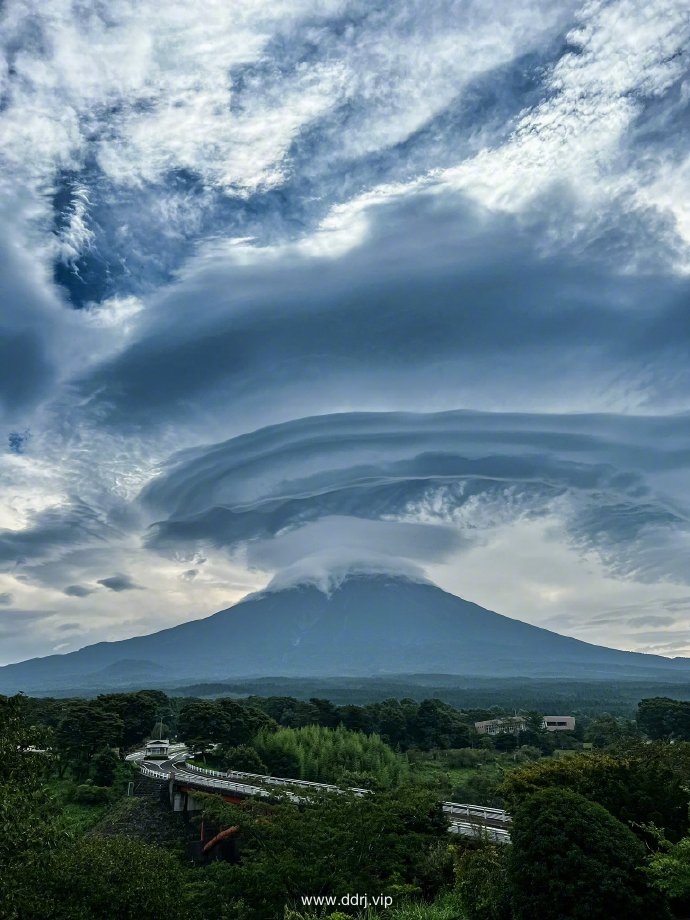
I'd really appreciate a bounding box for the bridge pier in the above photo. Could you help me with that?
[169,779,203,814]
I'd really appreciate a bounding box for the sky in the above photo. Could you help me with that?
[1,0,690,665]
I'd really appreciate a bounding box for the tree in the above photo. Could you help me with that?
[215,698,275,745]
[97,691,165,749]
[337,704,374,734]
[585,714,630,748]
[517,710,547,749]
[253,724,406,788]
[221,744,267,774]
[91,746,119,786]
[177,700,221,754]
[492,732,517,752]
[0,695,65,920]
[509,788,668,920]
[375,699,409,747]
[638,698,690,741]
[308,697,341,728]
[647,834,690,916]
[411,699,470,751]
[499,745,690,840]
[178,699,275,754]
[455,844,511,920]
[54,701,123,779]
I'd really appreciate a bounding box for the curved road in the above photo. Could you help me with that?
[138,754,512,844]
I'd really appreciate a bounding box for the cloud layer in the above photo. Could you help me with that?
[142,409,690,583]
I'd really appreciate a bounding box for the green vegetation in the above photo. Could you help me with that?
[9,690,690,918]
[0,695,65,920]
[407,748,521,807]
[193,785,450,920]
[455,845,510,920]
[509,788,666,920]
[15,836,185,920]
[499,744,690,839]
[252,723,407,788]
[178,696,274,754]
[169,674,690,718]
[638,697,690,741]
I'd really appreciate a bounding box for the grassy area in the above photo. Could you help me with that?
[61,799,111,833]
[45,778,111,833]
[407,748,532,806]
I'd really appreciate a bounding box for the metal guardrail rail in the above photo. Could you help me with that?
[441,802,512,824]
[139,764,168,780]
[183,761,370,796]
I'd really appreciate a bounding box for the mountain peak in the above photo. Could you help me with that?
[1,574,689,694]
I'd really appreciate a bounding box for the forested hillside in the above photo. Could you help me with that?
[6,690,690,918]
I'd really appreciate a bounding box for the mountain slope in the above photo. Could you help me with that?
[1,575,689,693]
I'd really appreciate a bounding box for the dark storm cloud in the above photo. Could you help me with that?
[96,574,140,592]
[77,191,690,433]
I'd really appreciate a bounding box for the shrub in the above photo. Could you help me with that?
[509,788,669,920]
[72,784,111,806]
[454,844,511,920]
[222,744,268,774]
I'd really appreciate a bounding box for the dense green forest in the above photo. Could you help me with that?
[33,674,690,718]
[6,691,690,918]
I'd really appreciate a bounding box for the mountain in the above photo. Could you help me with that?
[2,574,690,694]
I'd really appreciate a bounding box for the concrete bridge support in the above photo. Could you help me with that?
[169,779,202,814]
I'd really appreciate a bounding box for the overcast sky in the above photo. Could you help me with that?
[1,0,690,665]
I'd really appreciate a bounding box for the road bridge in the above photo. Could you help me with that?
[138,756,512,843]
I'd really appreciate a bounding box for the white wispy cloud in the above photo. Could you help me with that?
[440,0,690,260]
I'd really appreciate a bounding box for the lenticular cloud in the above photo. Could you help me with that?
[142,410,690,585]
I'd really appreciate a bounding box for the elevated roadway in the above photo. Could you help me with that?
[138,755,512,843]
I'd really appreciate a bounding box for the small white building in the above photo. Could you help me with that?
[145,738,170,757]
[543,716,576,732]
[145,719,171,757]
